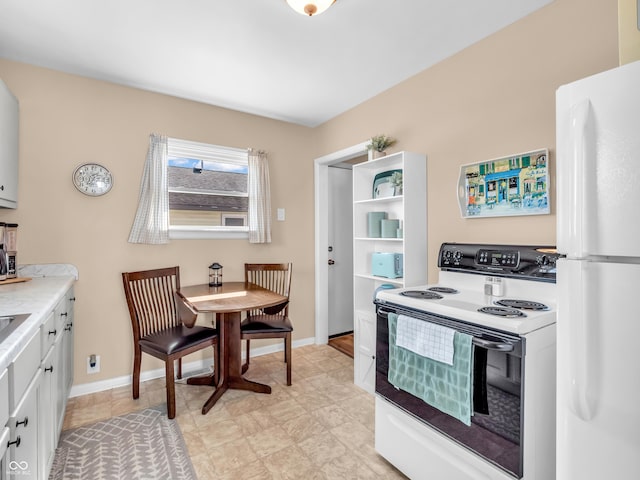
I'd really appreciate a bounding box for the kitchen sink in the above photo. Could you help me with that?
[0,314,30,344]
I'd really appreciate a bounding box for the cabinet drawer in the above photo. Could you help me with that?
[9,329,41,413]
[0,369,7,428]
[40,312,58,358]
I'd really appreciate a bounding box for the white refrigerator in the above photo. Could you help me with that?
[556,59,640,479]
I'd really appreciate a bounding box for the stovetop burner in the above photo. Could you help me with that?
[375,243,558,335]
[401,290,443,300]
[478,306,526,318]
[495,299,549,310]
[427,287,459,294]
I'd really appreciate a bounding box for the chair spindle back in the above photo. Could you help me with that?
[123,267,181,340]
[245,263,292,317]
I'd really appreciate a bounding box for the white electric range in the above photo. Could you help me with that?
[374,243,562,480]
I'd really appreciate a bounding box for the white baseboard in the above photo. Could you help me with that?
[70,336,316,398]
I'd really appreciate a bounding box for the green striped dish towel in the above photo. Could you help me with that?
[388,313,474,425]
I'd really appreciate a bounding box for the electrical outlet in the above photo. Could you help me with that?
[87,354,101,374]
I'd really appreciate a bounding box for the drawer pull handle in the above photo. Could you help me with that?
[45,366,54,373]
[48,329,57,336]
[70,297,76,302]
[16,417,28,428]
[60,312,68,317]
[65,324,73,331]
[7,436,21,447]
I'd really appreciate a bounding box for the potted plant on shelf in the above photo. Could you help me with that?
[367,135,396,159]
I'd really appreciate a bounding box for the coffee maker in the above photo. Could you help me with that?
[0,223,17,280]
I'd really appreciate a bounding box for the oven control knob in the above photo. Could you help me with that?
[453,251,462,262]
[537,255,549,266]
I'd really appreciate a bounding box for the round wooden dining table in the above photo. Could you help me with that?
[175,281,288,414]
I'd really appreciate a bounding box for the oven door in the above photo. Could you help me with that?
[375,302,525,478]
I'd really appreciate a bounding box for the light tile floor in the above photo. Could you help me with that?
[62,345,408,480]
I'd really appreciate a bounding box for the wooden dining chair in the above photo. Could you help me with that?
[241,263,293,385]
[122,266,218,419]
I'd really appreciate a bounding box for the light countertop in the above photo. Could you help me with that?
[0,264,77,373]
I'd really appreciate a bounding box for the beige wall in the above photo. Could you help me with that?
[315,0,618,282]
[0,61,316,385]
[0,0,619,388]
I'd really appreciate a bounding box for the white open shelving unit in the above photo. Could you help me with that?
[352,151,428,392]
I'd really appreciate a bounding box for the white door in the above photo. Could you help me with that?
[557,258,640,479]
[327,166,354,336]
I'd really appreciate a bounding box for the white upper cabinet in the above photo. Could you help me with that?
[0,79,18,209]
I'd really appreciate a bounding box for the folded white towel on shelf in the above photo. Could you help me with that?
[396,314,456,365]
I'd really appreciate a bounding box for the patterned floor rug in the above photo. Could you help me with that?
[49,406,197,480]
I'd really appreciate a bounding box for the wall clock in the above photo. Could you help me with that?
[72,163,113,196]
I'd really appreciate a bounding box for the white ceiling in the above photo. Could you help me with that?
[0,0,553,127]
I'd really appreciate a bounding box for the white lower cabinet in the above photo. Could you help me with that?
[354,310,377,393]
[6,284,75,480]
[41,287,74,477]
[0,368,8,437]
[0,426,9,480]
[57,288,74,436]
[9,369,41,480]
[1,368,9,480]
[8,328,41,479]
[39,341,59,476]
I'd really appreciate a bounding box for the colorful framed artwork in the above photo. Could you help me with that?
[457,148,550,218]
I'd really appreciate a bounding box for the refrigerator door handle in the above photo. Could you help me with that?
[568,99,593,258]
[569,261,596,421]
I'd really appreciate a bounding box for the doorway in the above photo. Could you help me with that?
[327,164,353,337]
[314,141,368,347]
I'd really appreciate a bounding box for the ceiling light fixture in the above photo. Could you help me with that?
[286,0,335,16]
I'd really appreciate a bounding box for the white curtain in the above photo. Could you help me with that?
[248,149,272,243]
[128,134,170,244]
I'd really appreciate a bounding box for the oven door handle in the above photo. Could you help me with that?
[472,337,514,352]
[377,306,515,352]
[376,307,395,318]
